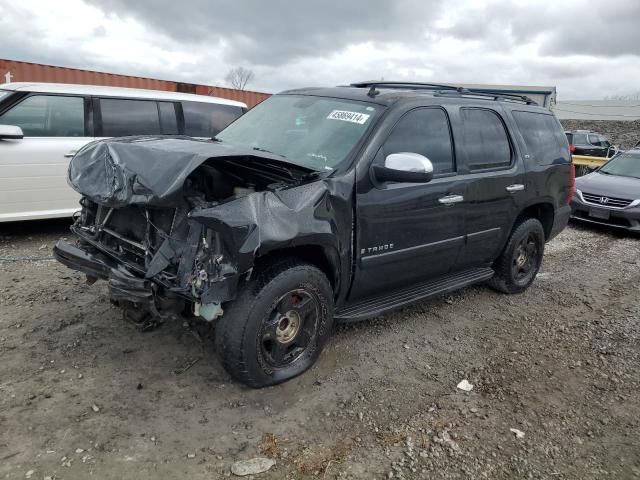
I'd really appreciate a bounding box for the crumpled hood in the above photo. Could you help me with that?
[68,136,311,207]
[576,171,640,199]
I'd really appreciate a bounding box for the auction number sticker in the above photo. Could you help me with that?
[327,110,370,124]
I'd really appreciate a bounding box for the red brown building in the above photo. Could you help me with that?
[0,59,270,108]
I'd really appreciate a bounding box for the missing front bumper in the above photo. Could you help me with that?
[53,240,154,306]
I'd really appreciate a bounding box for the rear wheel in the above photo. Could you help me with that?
[215,259,333,388]
[489,218,545,294]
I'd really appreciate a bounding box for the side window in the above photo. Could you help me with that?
[158,102,179,135]
[572,133,588,145]
[513,111,570,165]
[588,134,600,146]
[99,98,161,137]
[379,108,454,174]
[459,108,511,171]
[598,135,610,148]
[183,101,244,137]
[0,95,84,137]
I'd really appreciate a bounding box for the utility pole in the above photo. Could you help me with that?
[4,71,13,83]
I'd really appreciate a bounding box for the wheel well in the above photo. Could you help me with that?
[253,245,338,291]
[517,203,554,240]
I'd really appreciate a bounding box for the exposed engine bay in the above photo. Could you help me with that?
[54,136,349,325]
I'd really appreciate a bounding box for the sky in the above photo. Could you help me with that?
[1,0,639,100]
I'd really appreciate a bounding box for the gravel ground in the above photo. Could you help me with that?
[560,119,640,150]
[1,219,639,479]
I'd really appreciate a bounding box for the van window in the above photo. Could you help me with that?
[379,107,454,174]
[158,102,179,135]
[0,95,85,137]
[599,135,610,148]
[513,111,570,165]
[100,98,161,137]
[460,108,511,171]
[571,133,588,145]
[183,101,244,137]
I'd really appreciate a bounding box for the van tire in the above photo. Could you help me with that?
[489,218,545,294]
[215,259,334,388]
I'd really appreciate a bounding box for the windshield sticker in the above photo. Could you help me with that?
[327,110,370,124]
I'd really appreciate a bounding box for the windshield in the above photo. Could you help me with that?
[0,90,10,102]
[216,95,381,171]
[600,152,640,179]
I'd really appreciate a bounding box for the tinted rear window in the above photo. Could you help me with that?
[513,111,570,165]
[100,98,161,137]
[183,101,244,137]
[459,108,511,171]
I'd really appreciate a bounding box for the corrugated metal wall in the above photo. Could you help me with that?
[0,59,270,108]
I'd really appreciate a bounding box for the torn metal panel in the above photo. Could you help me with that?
[68,136,314,207]
[190,177,353,275]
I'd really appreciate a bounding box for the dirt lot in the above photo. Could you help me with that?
[560,119,640,150]
[1,220,639,479]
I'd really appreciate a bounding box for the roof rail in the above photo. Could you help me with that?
[348,81,538,106]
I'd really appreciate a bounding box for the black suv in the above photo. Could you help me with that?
[565,130,616,157]
[54,81,573,387]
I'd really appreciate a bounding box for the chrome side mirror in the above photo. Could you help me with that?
[0,124,24,140]
[373,152,434,183]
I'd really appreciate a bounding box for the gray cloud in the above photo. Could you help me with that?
[84,0,444,65]
[540,0,640,57]
[2,0,640,99]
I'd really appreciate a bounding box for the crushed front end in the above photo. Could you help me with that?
[54,135,330,324]
[54,199,232,322]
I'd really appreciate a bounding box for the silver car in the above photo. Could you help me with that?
[571,150,640,233]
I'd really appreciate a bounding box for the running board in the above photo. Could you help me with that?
[335,267,494,322]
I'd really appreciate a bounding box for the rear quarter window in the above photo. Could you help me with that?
[183,102,244,137]
[513,111,570,165]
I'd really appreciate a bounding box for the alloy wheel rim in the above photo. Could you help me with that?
[260,289,319,368]
[511,233,539,283]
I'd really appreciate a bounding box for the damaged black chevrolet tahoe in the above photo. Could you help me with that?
[54,81,573,387]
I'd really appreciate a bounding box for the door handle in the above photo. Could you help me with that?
[506,184,525,193]
[64,150,77,158]
[438,194,464,205]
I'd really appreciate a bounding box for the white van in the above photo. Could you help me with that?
[0,82,247,222]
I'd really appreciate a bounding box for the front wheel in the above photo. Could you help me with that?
[488,218,545,294]
[215,259,334,388]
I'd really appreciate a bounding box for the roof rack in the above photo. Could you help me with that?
[349,81,538,106]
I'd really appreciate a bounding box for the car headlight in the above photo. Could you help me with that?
[573,188,582,201]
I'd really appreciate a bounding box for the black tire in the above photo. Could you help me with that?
[488,218,545,294]
[215,259,334,388]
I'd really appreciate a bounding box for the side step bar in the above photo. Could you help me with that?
[335,267,494,322]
